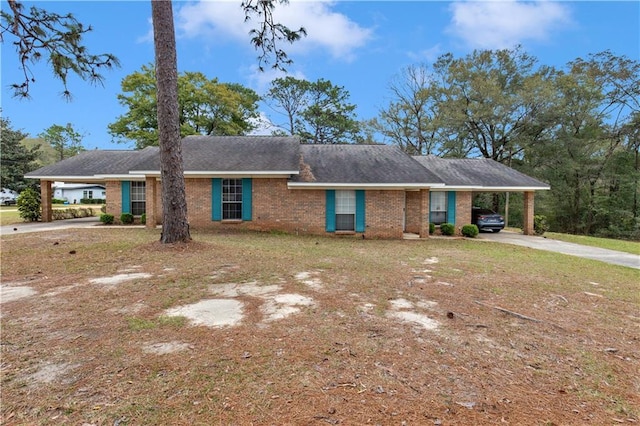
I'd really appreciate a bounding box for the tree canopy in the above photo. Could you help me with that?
[38,123,85,161]
[375,47,640,238]
[0,0,119,98]
[108,64,261,149]
[0,116,39,191]
[266,76,362,144]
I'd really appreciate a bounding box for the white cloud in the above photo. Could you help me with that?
[447,0,572,49]
[407,44,443,63]
[176,0,374,61]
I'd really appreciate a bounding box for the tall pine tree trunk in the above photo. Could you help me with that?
[151,0,191,243]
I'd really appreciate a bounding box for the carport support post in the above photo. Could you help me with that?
[41,180,53,222]
[145,176,158,228]
[523,191,535,235]
[419,188,430,238]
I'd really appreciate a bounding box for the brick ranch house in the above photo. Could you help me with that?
[26,136,549,239]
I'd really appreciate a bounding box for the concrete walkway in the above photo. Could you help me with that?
[480,231,640,270]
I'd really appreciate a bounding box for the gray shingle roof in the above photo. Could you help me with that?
[25,147,158,178]
[25,136,548,190]
[131,136,300,173]
[291,144,444,184]
[412,155,549,189]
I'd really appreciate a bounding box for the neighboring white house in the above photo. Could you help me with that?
[0,188,18,205]
[52,182,106,204]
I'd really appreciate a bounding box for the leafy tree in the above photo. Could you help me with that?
[38,123,85,161]
[369,64,443,155]
[529,53,640,237]
[431,47,555,162]
[17,187,41,222]
[0,0,119,98]
[266,77,362,144]
[0,116,39,191]
[266,76,309,135]
[109,65,261,149]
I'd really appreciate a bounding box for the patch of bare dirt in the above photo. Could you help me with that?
[1,229,638,425]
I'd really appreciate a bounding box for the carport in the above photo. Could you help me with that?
[412,156,550,235]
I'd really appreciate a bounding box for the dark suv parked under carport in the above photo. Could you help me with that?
[472,207,505,232]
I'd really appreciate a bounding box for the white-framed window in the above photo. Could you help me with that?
[131,181,146,216]
[83,190,93,199]
[335,190,356,231]
[222,179,242,220]
[430,192,447,225]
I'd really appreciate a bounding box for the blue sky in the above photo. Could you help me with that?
[2,1,638,150]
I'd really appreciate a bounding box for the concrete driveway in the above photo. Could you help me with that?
[479,231,640,269]
[0,217,103,235]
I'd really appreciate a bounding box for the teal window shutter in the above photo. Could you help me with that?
[212,178,222,221]
[121,181,131,214]
[326,190,336,232]
[355,190,365,232]
[447,191,456,224]
[242,178,252,221]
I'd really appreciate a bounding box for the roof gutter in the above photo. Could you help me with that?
[287,182,446,190]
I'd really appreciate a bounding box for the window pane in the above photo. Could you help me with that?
[430,192,446,211]
[430,211,446,225]
[223,202,242,220]
[130,181,146,215]
[131,201,146,216]
[336,214,355,231]
[336,190,355,214]
[131,181,146,202]
[222,179,243,220]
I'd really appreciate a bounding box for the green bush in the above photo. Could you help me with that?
[52,208,92,220]
[100,213,114,225]
[17,188,41,222]
[80,198,106,204]
[429,222,435,234]
[51,198,66,204]
[121,213,134,224]
[440,223,455,236]
[461,224,479,238]
[534,214,549,236]
[141,213,146,225]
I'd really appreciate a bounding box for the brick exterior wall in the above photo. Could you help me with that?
[364,190,405,239]
[41,180,53,222]
[184,178,212,227]
[455,191,472,231]
[523,191,535,235]
[142,177,409,239]
[106,177,458,239]
[105,181,122,218]
[405,191,421,234]
[419,189,430,237]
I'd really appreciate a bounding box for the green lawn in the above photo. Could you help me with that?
[545,232,640,255]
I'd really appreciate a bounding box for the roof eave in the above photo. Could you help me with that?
[25,175,103,182]
[288,182,446,190]
[470,185,551,191]
[130,170,299,178]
